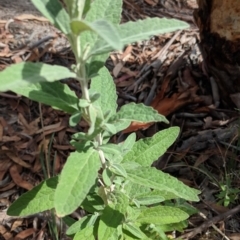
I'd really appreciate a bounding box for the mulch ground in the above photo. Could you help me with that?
[0,0,240,239]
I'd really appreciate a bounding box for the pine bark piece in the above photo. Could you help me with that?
[194,0,240,107]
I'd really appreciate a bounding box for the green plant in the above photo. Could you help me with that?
[216,178,240,207]
[0,0,200,239]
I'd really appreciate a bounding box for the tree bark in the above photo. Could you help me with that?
[194,0,240,108]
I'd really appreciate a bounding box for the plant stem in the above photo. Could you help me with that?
[95,134,106,168]
[71,34,107,170]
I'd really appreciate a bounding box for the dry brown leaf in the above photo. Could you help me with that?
[18,113,40,135]
[228,233,240,240]
[11,219,23,231]
[9,164,33,191]
[14,228,36,239]
[0,225,12,240]
[121,45,133,61]
[113,62,124,77]
[0,182,15,192]
[144,0,158,7]
[2,135,21,142]
[6,152,31,169]
[194,153,212,167]
[0,158,12,180]
[14,14,48,22]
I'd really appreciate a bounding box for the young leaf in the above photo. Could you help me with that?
[7,176,58,217]
[98,144,123,163]
[110,103,168,124]
[81,0,122,77]
[90,66,117,117]
[136,206,189,225]
[102,119,131,137]
[127,167,200,201]
[90,18,189,55]
[54,149,101,217]
[120,133,136,156]
[71,20,122,50]
[102,168,112,187]
[31,0,70,34]
[109,163,127,178]
[69,112,82,127]
[123,222,148,239]
[122,127,179,166]
[0,62,76,92]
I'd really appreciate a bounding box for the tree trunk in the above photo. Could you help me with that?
[194,0,240,108]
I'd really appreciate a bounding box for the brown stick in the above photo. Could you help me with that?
[179,204,240,239]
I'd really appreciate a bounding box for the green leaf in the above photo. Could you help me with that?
[90,18,189,55]
[109,163,127,178]
[0,62,76,92]
[31,0,70,34]
[125,182,151,200]
[7,176,58,217]
[81,193,104,213]
[63,0,87,20]
[10,81,78,114]
[98,192,128,239]
[127,167,200,201]
[63,216,76,227]
[136,206,189,225]
[67,215,91,235]
[71,20,122,50]
[99,144,123,163]
[110,103,168,124]
[54,149,101,217]
[122,127,179,166]
[69,112,82,127]
[102,120,131,138]
[135,191,165,206]
[157,220,188,233]
[123,222,148,239]
[73,226,95,240]
[102,168,112,187]
[82,0,122,77]
[90,66,117,117]
[83,0,91,17]
[67,214,99,235]
[120,133,136,156]
[98,205,124,239]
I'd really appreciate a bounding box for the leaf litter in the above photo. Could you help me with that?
[0,0,240,239]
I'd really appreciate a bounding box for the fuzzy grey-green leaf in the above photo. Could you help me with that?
[127,167,200,201]
[136,206,189,225]
[0,62,76,92]
[90,17,189,55]
[7,177,58,217]
[90,66,117,116]
[9,82,78,114]
[111,102,168,123]
[122,127,179,166]
[54,149,100,216]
